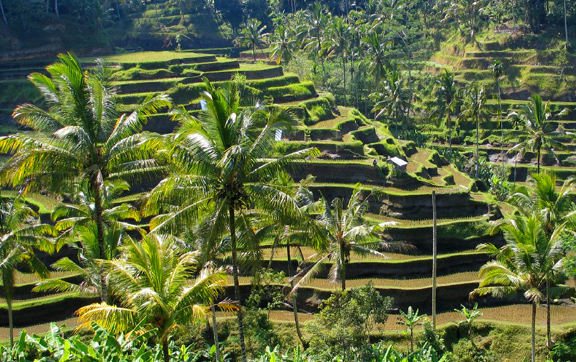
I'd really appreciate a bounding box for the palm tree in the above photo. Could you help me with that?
[76,234,234,362]
[235,19,269,61]
[0,196,54,345]
[507,172,576,347]
[302,2,329,83]
[291,184,399,291]
[144,78,319,362]
[508,94,568,174]
[454,303,482,350]
[472,214,568,362]
[431,70,459,157]
[490,60,504,161]
[326,17,350,104]
[34,180,144,297]
[372,66,409,137]
[459,83,487,178]
[0,53,171,302]
[269,25,297,65]
[263,174,322,348]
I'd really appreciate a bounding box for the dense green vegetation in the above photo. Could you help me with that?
[0,0,576,361]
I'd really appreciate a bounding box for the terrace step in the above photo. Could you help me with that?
[268,252,489,280]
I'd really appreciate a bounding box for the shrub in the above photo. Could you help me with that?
[307,283,393,360]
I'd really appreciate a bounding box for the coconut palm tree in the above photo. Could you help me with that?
[0,195,54,345]
[372,66,409,137]
[508,94,568,174]
[490,60,504,161]
[459,83,487,178]
[507,172,576,347]
[0,53,171,302]
[326,16,350,104]
[291,184,401,292]
[34,180,144,298]
[302,2,330,83]
[144,78,319,362]
[269,25,297,65]
[235,19,269,61]
[472,214,568,362]
[431,70,459,157]
[76,234,234,362]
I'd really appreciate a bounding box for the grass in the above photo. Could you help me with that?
[229,271,479,290]
[0,292,92,311]
[94,51,212,64]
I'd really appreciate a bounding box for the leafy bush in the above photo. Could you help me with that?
[307,283,393,360]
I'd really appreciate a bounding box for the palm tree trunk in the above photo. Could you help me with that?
[498,82,503,163]
[54,0,59,19]
[531,301,536,362]
[432,191,437,330]
[0,0,7,25]
[447,110,452,160]
[286,237,306,348]
[7,287,13,346]
[537,146,541,174]
[340,241,347,291]
[211,304,221,362]
[564,0,570,50]
[342,57,347,105]
[546,279,552,349]
[476,116,480,178]
[162,340,170,362]
[91,176,108,304]
[229,205,248,362]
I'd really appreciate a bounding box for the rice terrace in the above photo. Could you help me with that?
[0,0,576,361]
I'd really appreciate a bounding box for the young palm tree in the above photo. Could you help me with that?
[0,53,171,302]
[398,306,427,353]
[291,184,400,292]
[235,19,269,61]
[508,94,568,174]
[472,214,568,362]
[76,234,233,362]
[144,78,319,362]
[459,83,487,178]
[0,196,54,345]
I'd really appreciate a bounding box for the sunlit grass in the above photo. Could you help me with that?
[228,271,479,289]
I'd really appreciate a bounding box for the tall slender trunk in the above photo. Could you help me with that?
[6,277,13,346]
[0,0,7,25]
[340,240,346,291]
[475,116,480,178]
[564,0,569,50]
[498,82,503,163]
[342,57,347,106]
[286,236,306,348]
[546,279,552,349]
[229,205,247,362]
[447,109,452,158]
[211,304,221,362]
[162,340,170,362]
[91,175,108,303]
[54,0,59,19]
[537,146,541,174]
[432,191,438,330]
[531,302,536,362]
